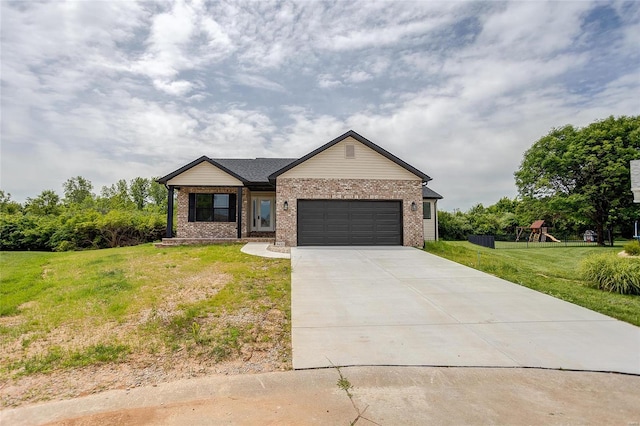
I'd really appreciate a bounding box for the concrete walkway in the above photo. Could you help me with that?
[3,367,639,425]
[291,247,640,373]
[241,242,290,259]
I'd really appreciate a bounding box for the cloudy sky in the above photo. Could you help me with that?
[1,0,639,211]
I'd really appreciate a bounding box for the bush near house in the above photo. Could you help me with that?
[581,253,640,295]
[623,240,640,256]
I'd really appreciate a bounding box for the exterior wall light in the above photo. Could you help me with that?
[283,200,289,210]
[411,201,417,211]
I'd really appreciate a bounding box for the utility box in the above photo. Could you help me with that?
[631,160,640,203]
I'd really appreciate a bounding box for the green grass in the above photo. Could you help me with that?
[10,344,130,376]
[0,244,291,378]
[0,252,56,317]
[424,241,640,326]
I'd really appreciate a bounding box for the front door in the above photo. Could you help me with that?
[253,197,274,232]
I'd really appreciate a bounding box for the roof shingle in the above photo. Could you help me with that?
[213,158,296,183]
[422,186,443,199]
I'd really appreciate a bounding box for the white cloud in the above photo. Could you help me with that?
[271,111,346,158]
[317,74,342,89]
[132,1,198,79]
[153,79,195,96]
[475,2,590,57]
[234,74,286,92]
[319,4,459,51]
[1,0,638,212]
[344,71,373,84]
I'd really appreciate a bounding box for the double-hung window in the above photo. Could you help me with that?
[188,193,236,222]
[423,201,431,220]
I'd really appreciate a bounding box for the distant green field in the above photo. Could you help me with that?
[424,241,640,327]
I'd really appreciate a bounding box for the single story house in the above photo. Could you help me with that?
[157,130,442,247]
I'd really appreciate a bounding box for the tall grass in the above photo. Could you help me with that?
[581,254,640,295]
[623,240,640,256]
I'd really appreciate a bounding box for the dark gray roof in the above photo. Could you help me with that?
[158,130,434,186]
[214,158,297,183]
[422,186,443,199]
[157,156,296,184]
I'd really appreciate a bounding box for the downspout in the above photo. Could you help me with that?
[165,185,174,238]
[237,186,243,239]
[434,199,438,241]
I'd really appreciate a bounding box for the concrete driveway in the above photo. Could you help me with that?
[291,247,640,374]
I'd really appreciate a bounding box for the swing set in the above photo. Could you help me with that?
[515,220,561,243]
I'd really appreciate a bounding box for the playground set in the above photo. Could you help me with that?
[515,220,561,243]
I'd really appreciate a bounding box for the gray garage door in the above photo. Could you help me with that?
[297,200,402,246]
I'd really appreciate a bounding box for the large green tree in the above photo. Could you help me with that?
[129,177,150,210]
[63,176,94,205]
[25,190,61,216]
[515,116,640,245]
[0,190,21,215]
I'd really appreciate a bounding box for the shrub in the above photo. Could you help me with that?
[1,208,165,251]
[0,213,26,250]
[580,253,640,295]
[438,211,472,240]
[623,240,640,256]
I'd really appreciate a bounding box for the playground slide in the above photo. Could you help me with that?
[543,233,561,243]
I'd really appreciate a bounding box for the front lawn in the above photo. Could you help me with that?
[424,241,640,327]
[0,244,291,406]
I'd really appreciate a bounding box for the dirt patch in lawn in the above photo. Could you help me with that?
[0,271,291,408]
[0,307,290,408]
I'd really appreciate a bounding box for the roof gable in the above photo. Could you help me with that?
[269,130,431,183]
[157,156,246,185]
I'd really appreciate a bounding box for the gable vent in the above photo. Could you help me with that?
[345,144,355,159]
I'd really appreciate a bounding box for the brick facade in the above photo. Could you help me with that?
[176,186,250,238]
[275,178,424,247]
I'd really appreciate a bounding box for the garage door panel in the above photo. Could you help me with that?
[351,212,374,220]
[351,224,375,232]
[325,235,350,245]
[376,212,401,220]
[297,200,402,246]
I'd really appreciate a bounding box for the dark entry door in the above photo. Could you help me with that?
[297,200,402,246]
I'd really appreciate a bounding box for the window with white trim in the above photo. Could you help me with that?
[423,201,431,220]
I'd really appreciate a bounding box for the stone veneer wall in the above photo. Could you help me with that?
[275,178,424,247]
[176,186,250,238]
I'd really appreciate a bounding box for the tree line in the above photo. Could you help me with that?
[439,196,633,243]
[1,116,637,250]
[443,115,640,245]
[0,177,170,251]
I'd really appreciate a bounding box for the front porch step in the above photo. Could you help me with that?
[249,231,276,238]
[154,237,275,248]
